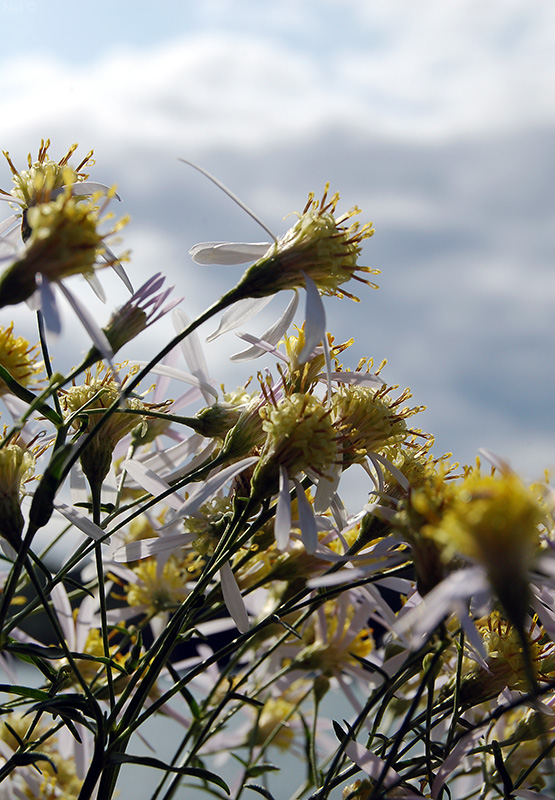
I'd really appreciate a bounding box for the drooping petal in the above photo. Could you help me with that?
[113,533,195,563]
[298,274,325,363]
[219,562,249,633]
[343,739,401,787]
[275,466,292,551]
[175,456,259,516]
[36,277,62,335]
[293,477,318,554]
[189,241,270,265]
[57,280,113,359]
[230,291,299,361]
[206,296,273,342]
[50,583,76,651]
[131,361,218,401]
[121,459,184,510]
[54,502,108,543]
[431,728,484,799]
[172,307,214,405]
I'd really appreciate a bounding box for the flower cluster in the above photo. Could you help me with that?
[0,141,552,800]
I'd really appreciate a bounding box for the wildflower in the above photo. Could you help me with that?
[0,432,42,549]
[0,184,127,309]
[126,557,189,615]
[83,272,182,362]
[292,596,374,676]
[0,139,99,240]
[0,322,42,395]
[190,182,377,364]
[0,140,131,347]
[251,392,336,500]
[61,362,148,492]
[332,383,424,468]
[191,185,377,302]
[429,468,545,631]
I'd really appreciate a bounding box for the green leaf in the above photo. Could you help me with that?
[245,764,280,778]
[0,684,51,702]
[0,365,62,425]
[106,753,230,794]
[245,785,278,800]
[11,751,57,769]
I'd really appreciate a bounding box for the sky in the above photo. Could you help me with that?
[1,0,555,496]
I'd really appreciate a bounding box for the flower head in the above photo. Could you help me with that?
[251,392,336,501]
[1,139,95,239]
[61,362,148,489]
[0,432,39,549]
[332,383,424,467]
[425,467,546,630]
[191,185,377,302]
[0,322,42,394]
[0,185,127,308]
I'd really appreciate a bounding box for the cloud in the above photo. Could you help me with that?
[0,3,554,483]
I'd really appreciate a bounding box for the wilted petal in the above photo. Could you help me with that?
[113,533,195,563]
[298,274,325,363]
[275,466,292,551]
[189,241,270,265]
[175,456,258,516]
[220,562,249,633]
[230,291,299,361]
[54,502,108,543]
[294,477,318,554]
[121,459,184,510]
[206,296,272,341]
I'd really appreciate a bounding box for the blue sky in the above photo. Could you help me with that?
[1,0,555,498]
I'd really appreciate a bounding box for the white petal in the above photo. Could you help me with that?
[313,464,341,513]
[206,296,272,341]
[328,371,384,388]
[0,214,18,236]
[54,502,108,543]
[431,728,484,799]
[172,307,213,405]
[130,362,218,400]
[113,533,194,562]
[36,277,61,335]
[175,456,258,516]
[293,477,318,554]
[65,181,121,200]
[50,583,76,651]
[57,281,113,358]
[219,562,249,633]
[189,241,270,265]
[298,274,325,363]
[230,291,299,361]
[121,459,184,510]
[343,740,399,786]
[102,244,133,292]
[275,466,292,551]
[395,567,489,646]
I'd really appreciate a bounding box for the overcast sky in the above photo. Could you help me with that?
[1,0,555,496]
